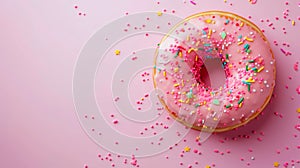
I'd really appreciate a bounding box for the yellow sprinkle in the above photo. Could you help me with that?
[245,36,254,42]
[141,98,144,101]
[185,99,190,103]
[273,162,280,167]
[184,146,191,152]
[296,108,300,113]
[179,51,183,58]
[114,49,121,55]
[238,41,244,45]
[196,41,200,47]
[205,165,211,168]
[229,64,233,68]
[174,83,180,87]
[257,66,265,72]
[178,99,184,103]
[208,29,212,36]
[292,20,295,26]
[207,107,211,111]
[239,102,243,108]
[188,48,197,53]
[195,55,198,61]
[186,35,190,41]
[205,19,212,24]
[181,80,184,86]
[157,11,162,16]
[203,101,207,105]
[163,71,166,77]
[246,77,255,83]
[174,67,179,73]
[240,22,244,27]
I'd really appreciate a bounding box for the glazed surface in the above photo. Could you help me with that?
[154,11,276,132]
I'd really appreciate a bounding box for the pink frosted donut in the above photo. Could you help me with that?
[153,11,276,132]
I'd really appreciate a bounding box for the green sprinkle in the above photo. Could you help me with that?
[238,97,244,104]
[244,43,250,50]
[195,103,200,108]
[204,43,211,47]
[186,89,193,99]
[157,43,160,46]
[246,65,249,71]
[248,59,255,63]
[225,19,230,24]
[238,35,243,39]
[221,31,227,39]
[247,84,251,92]
[174,49,180,58]
[226,54,229,60]
[246,49,251,54]
[242,80,250,85]
[226,104,232,108]
[212,99,220,105]
[252,67,258,72]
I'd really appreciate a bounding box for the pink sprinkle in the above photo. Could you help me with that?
[294,62,299,71]
[296,86,300,94]
[295,125,300,131]
[112,119,119,124]
[250,0,257,4]
[190,0,196,5]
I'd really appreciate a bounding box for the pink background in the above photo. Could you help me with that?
[1,0,299,168]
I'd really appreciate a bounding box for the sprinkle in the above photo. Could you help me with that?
[297,108,300,113]
[245,36,254,42]
[238,102,243,108]
[238,35,243,39]
[184,146,191,152]
[246,65,249,71]
[115,49,121,55]
[226,104,232,108]
[174,83,180,87]
[204,43,211,47]
[244,43,250,50]
[190,0,196,5]
[174,50,180,58]
[186,89,193,99]
[225,19,230,25]
[292,20,295,26]
[257,66,264,72]
[247,84,251,91]
[221,31,227,39]
[208,29,212,36]
[238,41,244,45]
[205,166,211,168]
[273,162,280,167]
[240,22,244,27]
[248,59,255,63]
[205,19,213,24]
[188,48,197,53]
[195,103,200,108]
[213,99,220,105]
[163,71,166,77]
[246,77,255,83]
[242,80,251,85]
[238,97,244,104]
[157,11,162,16]
[174,67,179,72]
[252,67,258,72]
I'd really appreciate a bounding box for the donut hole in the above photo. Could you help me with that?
[189,50,227,89]
[201,57,227,89]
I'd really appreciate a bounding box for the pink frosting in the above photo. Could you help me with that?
[154,12,276,131]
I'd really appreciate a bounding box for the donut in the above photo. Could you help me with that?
[153,11,276,132]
